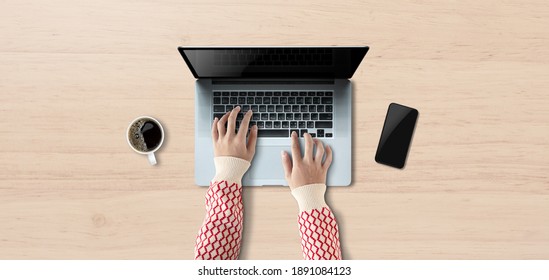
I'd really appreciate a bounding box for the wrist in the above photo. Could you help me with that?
[213,156,251,183]
[290,184,328,212]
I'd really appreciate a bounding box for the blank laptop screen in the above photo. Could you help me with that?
[178,47,368,79]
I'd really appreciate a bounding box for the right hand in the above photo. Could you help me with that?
[281,131,333,190]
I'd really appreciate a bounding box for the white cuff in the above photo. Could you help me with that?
[290,184,328,212]
[213,156,251,184]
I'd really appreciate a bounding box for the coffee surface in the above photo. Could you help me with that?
[128,118,162,152]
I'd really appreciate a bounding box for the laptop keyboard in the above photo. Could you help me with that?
[212,91,334,138]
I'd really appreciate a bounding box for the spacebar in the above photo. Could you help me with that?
[257,129,289,137]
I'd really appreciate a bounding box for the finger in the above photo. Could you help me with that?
[217,111,230,137]
[238,110,253,138]
[211,117,219,141]
[323,145,333,170]
[281,150,292,180]
[303,133,314,160]
[226,106,240,135]
[314,138,325,162]
[246,125,258,156]
[290,131,302,163]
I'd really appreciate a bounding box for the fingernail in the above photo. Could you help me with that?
[254,125,258,131]
[235,106,240,110]
[214,117,218,121]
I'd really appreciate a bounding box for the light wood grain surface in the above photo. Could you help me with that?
[1,0,548,259]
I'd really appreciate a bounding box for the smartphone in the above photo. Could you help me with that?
[375,103,418,169]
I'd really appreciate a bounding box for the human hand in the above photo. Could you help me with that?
[281,131,333,190]
[212,106,258,162]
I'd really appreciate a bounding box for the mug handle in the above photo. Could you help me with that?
[147,153,157,165]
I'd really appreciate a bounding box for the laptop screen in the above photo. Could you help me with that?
[178,47,369,79]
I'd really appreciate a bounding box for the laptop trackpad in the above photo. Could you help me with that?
[242,145,288,186]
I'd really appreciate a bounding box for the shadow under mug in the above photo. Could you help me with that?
[126,116,164,165]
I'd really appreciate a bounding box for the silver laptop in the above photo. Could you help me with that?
[178,46,369,186]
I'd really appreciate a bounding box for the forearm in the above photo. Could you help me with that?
[292,184,342,260]
[194,157,250,260]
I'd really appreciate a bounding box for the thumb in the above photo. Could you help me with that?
[281,150,292,181]
[247,125,258,156]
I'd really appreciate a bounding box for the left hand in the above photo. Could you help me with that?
[211,106,258,162]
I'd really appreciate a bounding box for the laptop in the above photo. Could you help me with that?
[178,46,369,186]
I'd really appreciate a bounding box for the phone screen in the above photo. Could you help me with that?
[375,103,418,169]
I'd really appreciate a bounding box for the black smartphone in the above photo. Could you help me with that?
[375,103,419,169]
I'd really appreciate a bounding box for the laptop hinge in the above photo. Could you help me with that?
[212,79,335,85]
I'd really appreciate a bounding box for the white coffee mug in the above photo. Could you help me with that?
[126,116,164,165]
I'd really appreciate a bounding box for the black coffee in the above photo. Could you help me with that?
[128,118,163,152]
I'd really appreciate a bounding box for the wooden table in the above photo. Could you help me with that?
[1,0,548,259]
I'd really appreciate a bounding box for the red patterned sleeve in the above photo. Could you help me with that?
[292,184,342,260]
[194,157,250,260]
